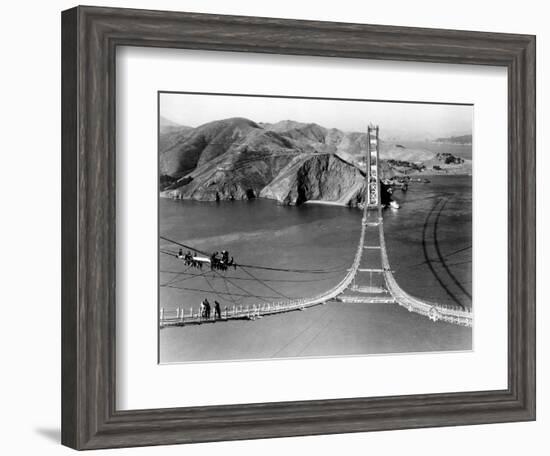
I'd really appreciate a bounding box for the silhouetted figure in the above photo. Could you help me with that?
[221,250,229,264]
[204,299,211,319]
[210,252,219,270]
[184,251,191,265]
[214,301,221,319]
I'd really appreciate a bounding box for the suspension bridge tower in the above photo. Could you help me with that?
[337,125,396,304]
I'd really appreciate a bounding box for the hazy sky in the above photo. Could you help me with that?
[160,92,472,140]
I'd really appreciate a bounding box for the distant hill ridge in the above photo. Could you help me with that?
[434,134,472,145]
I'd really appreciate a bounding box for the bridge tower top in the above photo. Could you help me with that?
[366,124,380,210]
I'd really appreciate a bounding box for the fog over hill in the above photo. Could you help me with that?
[159,117,471,206]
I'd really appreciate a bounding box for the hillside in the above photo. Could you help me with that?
[160,115,184,131]
[159,117,262,178]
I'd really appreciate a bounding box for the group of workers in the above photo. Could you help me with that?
[199,298,222,320]
[210,250,236,271]
[177,249,204,269]
[176,248,236,271]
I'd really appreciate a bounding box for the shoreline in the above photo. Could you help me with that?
[303,200,349,207]
[160,174,471,205]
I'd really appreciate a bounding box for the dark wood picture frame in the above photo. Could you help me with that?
[61,5,536,450]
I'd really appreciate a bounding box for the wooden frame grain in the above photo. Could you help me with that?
[61,5,536,450]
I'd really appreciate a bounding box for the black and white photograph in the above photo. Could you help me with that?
[158,92,473,363]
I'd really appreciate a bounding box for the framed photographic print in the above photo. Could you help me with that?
[61,5,536,450]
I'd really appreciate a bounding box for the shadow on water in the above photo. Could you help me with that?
[433,199,472,302]
[421,198,466,309]
[421,199,462,307]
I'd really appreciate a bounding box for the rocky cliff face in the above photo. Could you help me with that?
[260,154,366,206]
